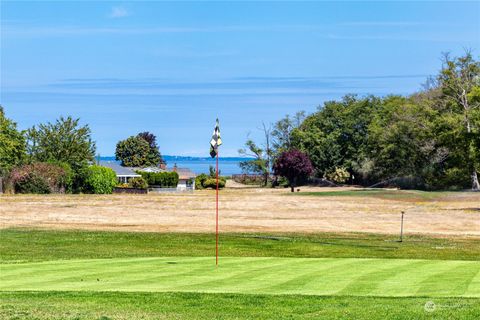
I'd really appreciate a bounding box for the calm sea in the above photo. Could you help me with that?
[100,156,249,176]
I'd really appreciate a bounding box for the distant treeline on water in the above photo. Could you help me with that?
[99,156,252,176]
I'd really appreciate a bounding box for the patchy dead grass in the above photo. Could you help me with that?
[0,187,479,237]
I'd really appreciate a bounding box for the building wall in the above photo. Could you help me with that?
[177,179,195,191]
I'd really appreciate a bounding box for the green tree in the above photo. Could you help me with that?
[115,136,151,167]
[0,106,26,175]
[137,132,164,166]
[366,96,439,185]
[271,111,306,153]
[436,52,480,190]
[26,116,96,172]
[291,95,379,181]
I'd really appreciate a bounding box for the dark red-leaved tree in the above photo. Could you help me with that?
[273,149,313,192]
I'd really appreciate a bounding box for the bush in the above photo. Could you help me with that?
[129,177,148,189]
[198,177,226,189]
[14,172,51,194]
[196,173,226,189]
[83,165,117,194]
[424,167,471,191]
[325,167,351,184]
[9,162,71,194]
[195,173,209,190]
[138,171,179,187]
[53,162,74,193]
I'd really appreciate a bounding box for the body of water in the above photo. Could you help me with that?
[101,156,249,176]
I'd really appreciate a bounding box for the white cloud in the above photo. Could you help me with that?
[109,6,129,19]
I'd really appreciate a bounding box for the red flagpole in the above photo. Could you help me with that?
[216,149,219,266]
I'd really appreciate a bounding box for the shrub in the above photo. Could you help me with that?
[325,167,351,184]
[14,172,51,194]
[138,171,179,187]
[129,177,148,189]
[195,173,208,190]
[424,167,471,191]
[9,162,70,194]
[52,162,74,193]
[196,173,226,189]
[203,178,226,189]
[83,165,117,194]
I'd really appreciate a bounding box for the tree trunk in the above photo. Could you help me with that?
[290,177,297,192]
[466,119,479,191]
[472,171,480,191]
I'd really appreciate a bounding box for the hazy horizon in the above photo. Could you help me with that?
[1,1,479,157]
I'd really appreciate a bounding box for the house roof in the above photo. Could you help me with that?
[137,166,164,173]
[169,168,196,180]
[98,161,196,180]
[99,161,141,177]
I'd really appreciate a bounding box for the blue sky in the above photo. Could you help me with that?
[1,1,479,156]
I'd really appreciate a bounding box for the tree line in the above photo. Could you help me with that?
[0,109,166,193]
[1,51,478,192]
[240,52,480,191]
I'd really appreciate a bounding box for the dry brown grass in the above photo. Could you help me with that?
[1,187,479,237]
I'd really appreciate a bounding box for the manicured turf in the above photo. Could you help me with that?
[1,229,479,319]
[1,256,479,297]
[2,228,480,262]
[1,291,479,320]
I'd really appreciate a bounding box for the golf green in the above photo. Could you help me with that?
[1,257,479,297]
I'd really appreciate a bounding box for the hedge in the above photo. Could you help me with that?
[138,171,179,187]
[128,177,148,189]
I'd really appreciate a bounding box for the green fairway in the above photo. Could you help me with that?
[1,256,479,297]
[3,228,480,262]
[2,229,479,319]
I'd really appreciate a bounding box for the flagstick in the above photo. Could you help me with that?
[216,150,219,266]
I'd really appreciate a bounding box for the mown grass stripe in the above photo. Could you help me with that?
[416,261,480,296]
[465,268,480,296]
[337,259,421,296]
[175,258,298,292]
[1,257,479,297]
[116,257,271,291]
[371,260,464,296]
[264,258,360,294]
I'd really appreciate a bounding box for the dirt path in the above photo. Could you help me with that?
[1,187,479,237]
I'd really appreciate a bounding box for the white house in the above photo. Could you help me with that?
[172,167,196,191]
[99,161,196,191]
[99,161,141,184]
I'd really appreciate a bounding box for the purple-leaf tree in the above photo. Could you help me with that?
[273,149,314,192]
